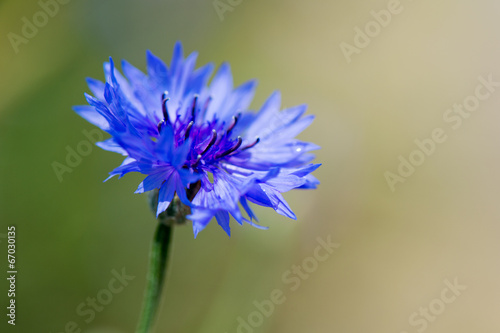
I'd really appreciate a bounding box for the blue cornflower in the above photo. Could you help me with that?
[74,42,320,237]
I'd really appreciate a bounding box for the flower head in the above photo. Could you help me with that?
[74,42,320,237]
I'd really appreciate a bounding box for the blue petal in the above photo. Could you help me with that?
[135,169,172,194]
[104,57,118,86]
[187,208,215,238]
[86,78,105,100]
[156,176,177,216]
[84,93,125,131]
[121,60,156,114]
[178,168,203,187]
[273,115,315,141]
[232,141,320,169]
[112,131,155,161]
[243,218,268,230]
[171,139,191,167]
[146,50,169,89]
[73,105,109,131]
[155,124,175,161]
[121,59,148,84]
[297,174,320,189]
[205,63,233,120]
[245,186,274,207]
[188,63,215,95]
[245,91,281,139]
[174,172,191,207]
[292,163,321,177]
[218,79,257,121]
[172,51,198,102]
[104,62,147,118]
[170,41,184,78]
[104,82,128,122]
[215,210,231,236]
[240,197,258,221]
[96,138,127,155]
[106,157,139,180]
[261,184,297,219]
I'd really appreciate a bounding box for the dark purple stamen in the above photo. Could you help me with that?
[185,121,194,139]
[216,136,242,158]
[241,137,260,150]
[226,113,240,134]
[157,93,171,133]
[193,154,203,166]
[191,95,198,120]
[161,95,170,123]
[200,129,217,156]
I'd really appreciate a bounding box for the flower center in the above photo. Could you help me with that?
[157,93,259,170]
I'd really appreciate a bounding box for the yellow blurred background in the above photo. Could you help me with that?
[1,0,500,332]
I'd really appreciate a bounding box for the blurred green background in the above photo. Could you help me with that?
[2,0,500,332]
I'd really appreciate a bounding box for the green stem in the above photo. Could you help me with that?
[135,222,173,333]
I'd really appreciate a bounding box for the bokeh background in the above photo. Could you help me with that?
[2,0,500,332]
